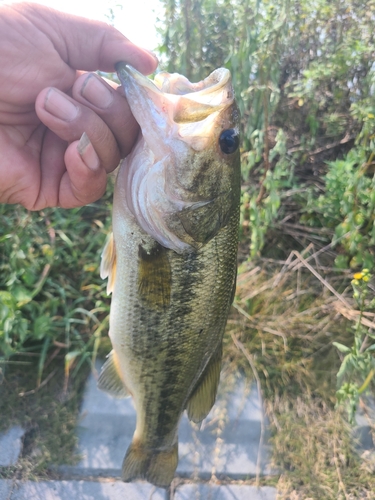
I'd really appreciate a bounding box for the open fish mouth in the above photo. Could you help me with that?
[116,63,236,153]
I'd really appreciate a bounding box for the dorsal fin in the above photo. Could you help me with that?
[100,232,117,294]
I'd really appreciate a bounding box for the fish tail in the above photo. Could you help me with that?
[122,440,178,488]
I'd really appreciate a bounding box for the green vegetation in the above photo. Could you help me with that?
[0,196,113,480]
[159,0,375,265]
[1,0,375,496]
[334,269,375,423]
[0,194,113,382]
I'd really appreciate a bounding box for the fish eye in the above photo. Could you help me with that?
[219,129,239,154]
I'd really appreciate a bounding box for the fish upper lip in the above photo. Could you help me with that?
[116,63,236,152]
[116,62,233,106]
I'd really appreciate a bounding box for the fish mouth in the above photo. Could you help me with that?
[116,63,235,153]
[116,62,233,106]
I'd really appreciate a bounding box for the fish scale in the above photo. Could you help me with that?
[98,64,241,488]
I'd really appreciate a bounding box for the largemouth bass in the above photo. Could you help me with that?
[98,63,240,488]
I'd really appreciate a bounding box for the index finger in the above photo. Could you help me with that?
[12,3,158,75]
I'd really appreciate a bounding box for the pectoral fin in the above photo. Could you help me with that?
[138,243,171,310]
[100,232,117,294]
[97,350,129,398]
[186,346,222,423]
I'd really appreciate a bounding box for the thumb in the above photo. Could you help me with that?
[16,3,158,75]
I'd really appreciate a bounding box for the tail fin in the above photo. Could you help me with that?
[122,440,178,488]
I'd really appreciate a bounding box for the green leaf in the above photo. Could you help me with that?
[12,286,33,307]
[37,336,51,386]
[336,354,354,381]
[33,316,51,341]
[65,351,81,363]
[332,342,351,354]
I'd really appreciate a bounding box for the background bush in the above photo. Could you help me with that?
[0,198,112,380]
[159,0,375,263]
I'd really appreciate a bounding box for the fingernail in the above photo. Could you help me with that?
[44,88,79,121]
[81,74,113,109]
[142,48,159,65]
[77,133,100,171]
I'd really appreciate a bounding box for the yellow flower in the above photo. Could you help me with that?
[353,272,364,280]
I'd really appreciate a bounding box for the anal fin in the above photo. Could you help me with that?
[122,440,178,488]
[97,350,129,398]
[186,346,222,423]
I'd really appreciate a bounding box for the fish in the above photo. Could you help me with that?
[98,63,241,488]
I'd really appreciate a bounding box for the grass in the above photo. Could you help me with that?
[0,187,114,479]
[0,356,89,481]
[272,397,375,499]
[0,186,114,379]
[226,243,375,498]
[1,197,375,497]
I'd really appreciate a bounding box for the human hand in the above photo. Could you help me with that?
[0,2,158,210]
